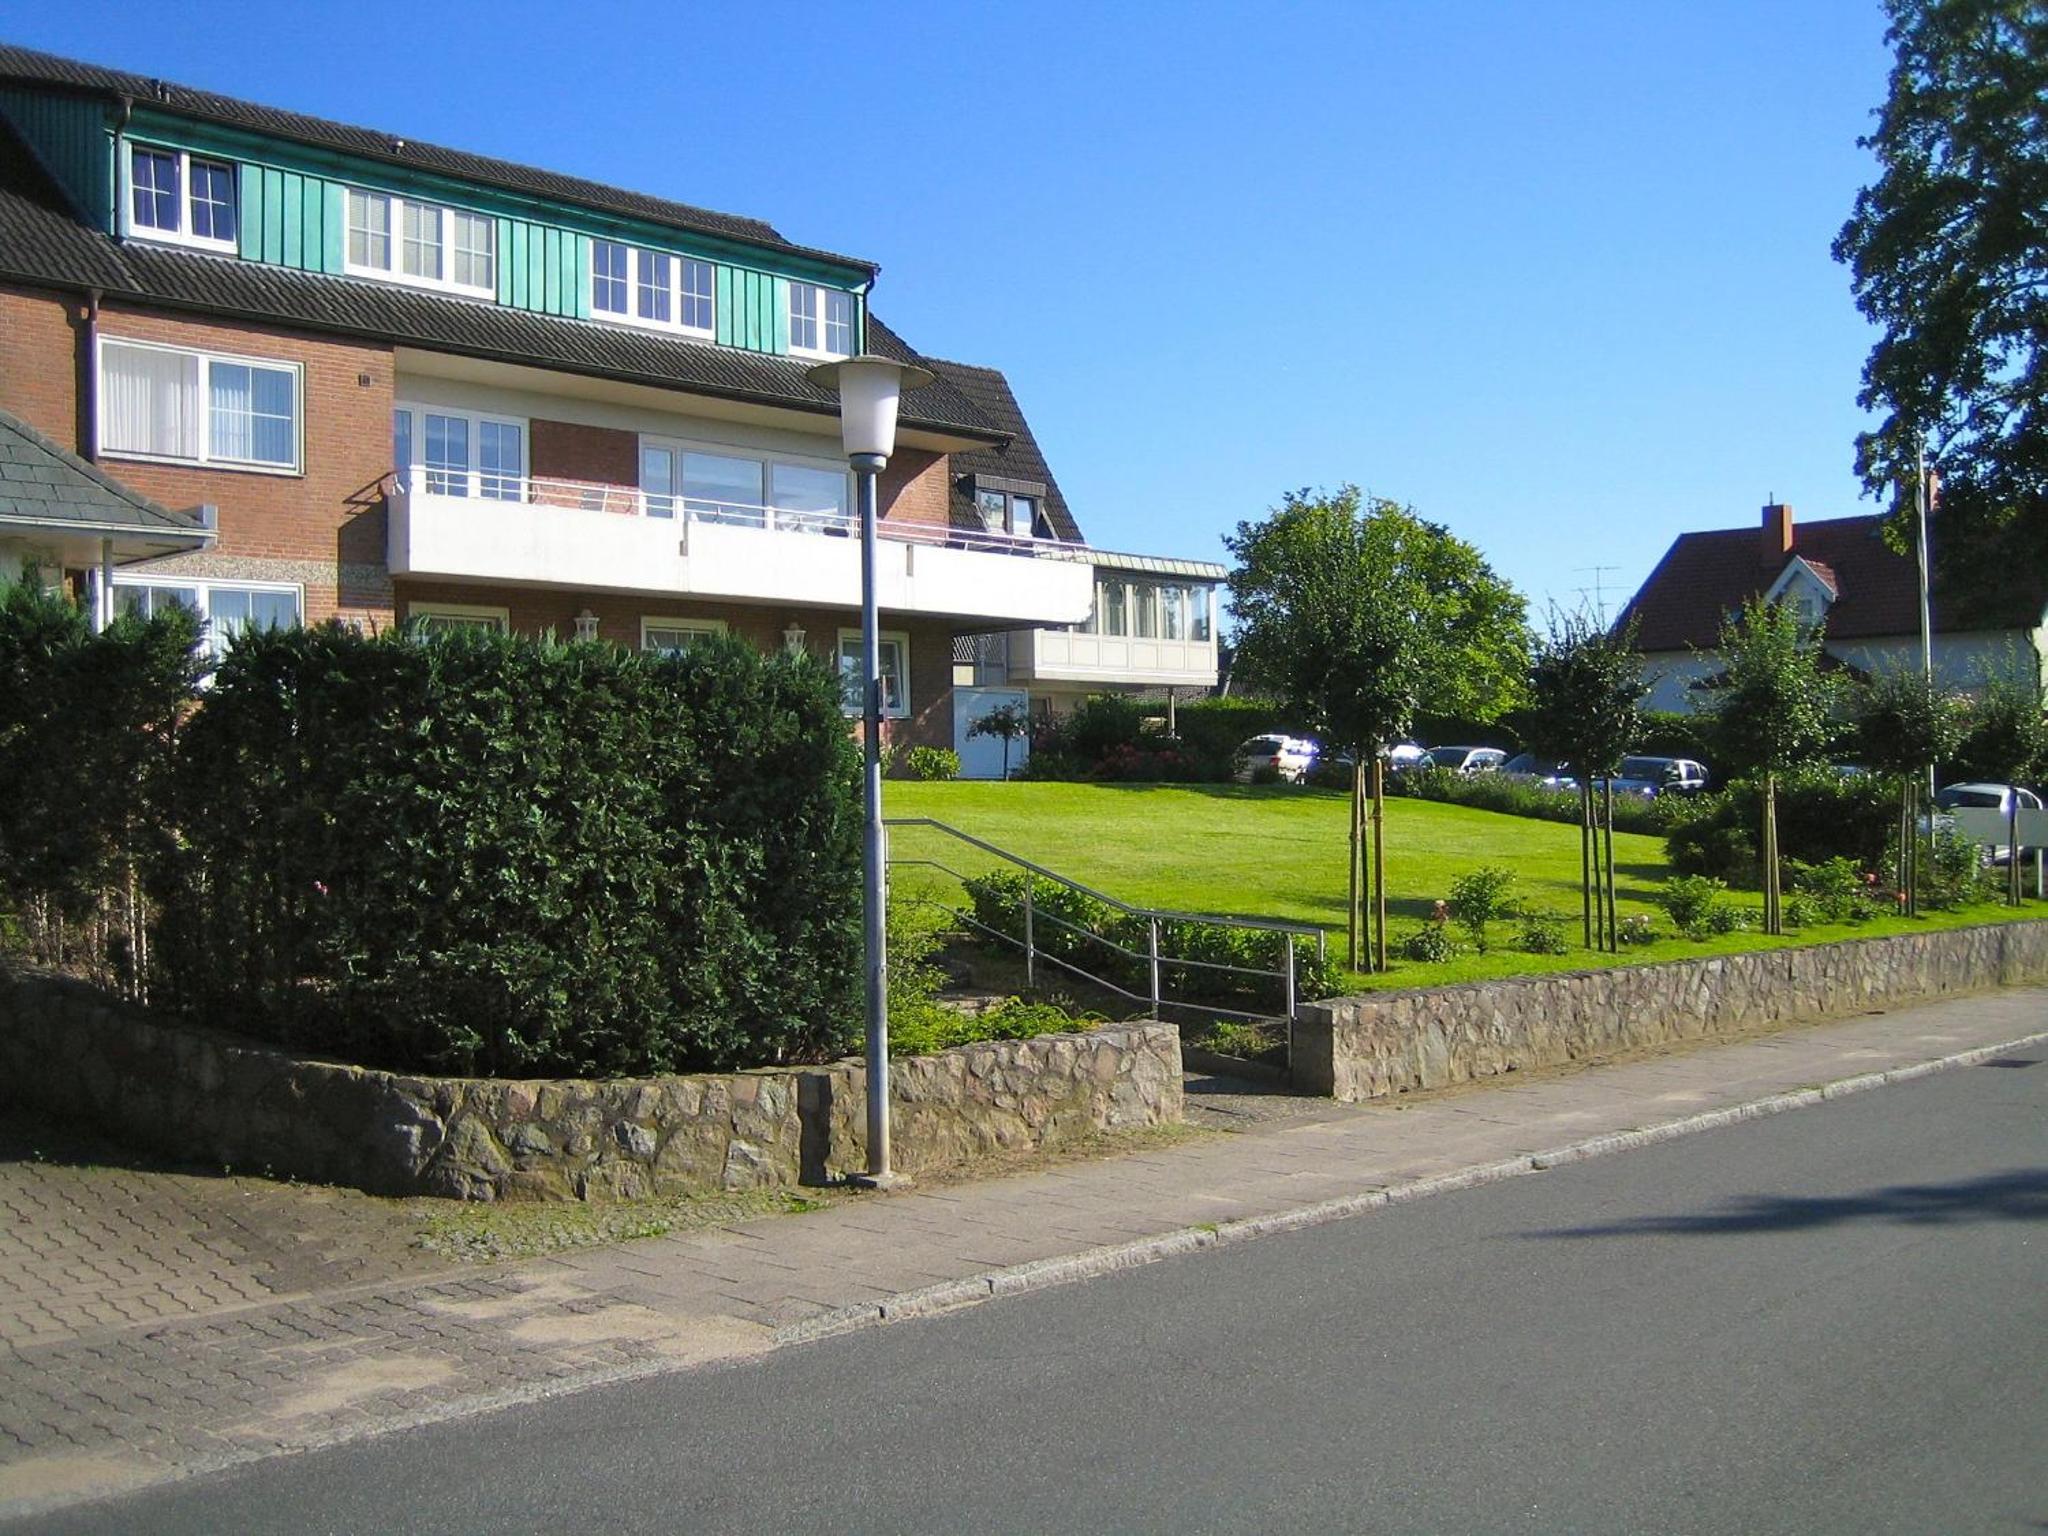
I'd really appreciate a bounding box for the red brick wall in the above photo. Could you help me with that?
[392,584,956,755]
[0,285,85,450]
[529,418,637,487]
[879,447,949,528]
[92,304,396,625]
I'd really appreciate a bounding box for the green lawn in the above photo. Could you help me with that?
[885,780,2042,992]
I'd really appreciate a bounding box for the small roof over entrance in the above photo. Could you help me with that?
[0,406,212,569]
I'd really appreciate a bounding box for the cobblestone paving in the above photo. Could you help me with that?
[0,1114,457,1352]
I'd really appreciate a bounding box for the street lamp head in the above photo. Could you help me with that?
[805,354,935,465]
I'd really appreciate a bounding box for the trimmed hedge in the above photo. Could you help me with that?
[150,624,861,1078]
[1386,764,1683,836]
[1661,768,1897,884]
[0,580,199,988]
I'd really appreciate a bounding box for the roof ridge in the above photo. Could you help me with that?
[922,354,1006,375]
[0,41,876,274]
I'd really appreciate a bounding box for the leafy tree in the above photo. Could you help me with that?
[1226,487,1529,968]
[1524,609,1649,950]
[966,702,1029,780]
[1956,668,2048,904]
[1705,598,1837,933]
[1855,669,1969,912]
[1834,0,2048,617]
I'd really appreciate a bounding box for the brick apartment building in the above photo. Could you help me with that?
[0,43,1221,768]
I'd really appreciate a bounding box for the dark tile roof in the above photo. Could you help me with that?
[923,358,1084,542]
[0,403,202,533]
[0,42,873,274]
[1617,510,2047,649]
[0,124,1000,442]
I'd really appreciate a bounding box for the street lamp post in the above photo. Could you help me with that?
[806,354,933,1190]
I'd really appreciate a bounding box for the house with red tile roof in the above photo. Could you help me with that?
[1616,502,2048,713]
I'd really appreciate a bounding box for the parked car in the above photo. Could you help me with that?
[1423,745,1507,776]
[1235,734,1318,783]
[1601,755,1711,798]
[1500,753,1576,791]
[1928,782,2046,864]
[1386,741,1429,773]
[1934,783,2043,815]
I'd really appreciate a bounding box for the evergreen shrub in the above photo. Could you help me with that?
[150,624,862,1078]
[0,579,200,988]
[1662,769,1895,883]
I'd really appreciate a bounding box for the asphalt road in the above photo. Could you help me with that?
[27,1056,2047,1535]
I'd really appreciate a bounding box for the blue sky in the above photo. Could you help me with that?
[1,0,1896,624]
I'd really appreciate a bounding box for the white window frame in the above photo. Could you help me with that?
[640,616,729,653]
[393,402,528,500]
[111,576,303,660]
[406,603,510,635]
[98,336,304,476]
[638,433,850,529]
[122,143,240,254]
[787,281,855,360]
[344,188,496,299]
[592,241,717,340]
[837,627,910,719]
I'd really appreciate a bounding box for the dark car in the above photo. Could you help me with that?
[1500,753,1576,790]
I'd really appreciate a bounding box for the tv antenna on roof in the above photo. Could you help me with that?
[1574,565,1620,625]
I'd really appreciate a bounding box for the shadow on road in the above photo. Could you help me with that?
[1530,1167,2048,1238]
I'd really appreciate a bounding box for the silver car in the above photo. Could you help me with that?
[1424,745,1507,776]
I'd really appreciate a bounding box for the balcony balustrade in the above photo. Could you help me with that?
[386,465,1095,626]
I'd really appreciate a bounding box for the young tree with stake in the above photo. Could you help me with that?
[1226,488,1527,970]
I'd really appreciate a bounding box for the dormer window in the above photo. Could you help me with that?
[591,241,715,337]
[126,145,238,252]
[1763,557,1838,632]
[969,476,1051,540]
[788,282,854,359]
[345,189,495,298]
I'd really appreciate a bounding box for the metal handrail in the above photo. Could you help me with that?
[886,818,1326,942]
[892,857,1292,983]
[885,817,1324,1035]
[941,904,1292,1026]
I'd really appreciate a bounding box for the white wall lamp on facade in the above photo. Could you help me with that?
[573,608,600,642]
[782,619,807,654]
[805,354,933,1190]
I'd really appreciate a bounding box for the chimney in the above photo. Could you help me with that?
[1761,501,1793,563]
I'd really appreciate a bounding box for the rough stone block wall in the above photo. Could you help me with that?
[0,971,1181,1201]
[1294,920,2048,1102]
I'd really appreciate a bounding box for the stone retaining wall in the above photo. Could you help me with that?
[0,971,1182,1200]
[1295,920,2048,1102]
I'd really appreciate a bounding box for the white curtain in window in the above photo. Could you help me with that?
[209,362,254,462]
[102,344,199,458]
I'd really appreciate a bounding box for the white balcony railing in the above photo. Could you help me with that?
[388,466,1087,560]
[386,465,1097,627]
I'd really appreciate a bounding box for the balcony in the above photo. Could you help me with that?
[1003,625,1220,688]
[386,467,1094,627]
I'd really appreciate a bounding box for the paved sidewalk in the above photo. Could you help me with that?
[2,987,2043,1521]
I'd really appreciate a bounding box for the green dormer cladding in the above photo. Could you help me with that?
[0,91,866,358]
